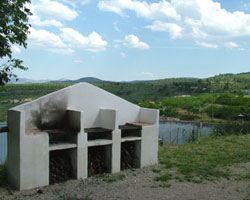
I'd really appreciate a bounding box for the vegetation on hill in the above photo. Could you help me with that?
[98,72,250,103]
[50,77,111,84]
[0,72,249,122]
[0,84,70,121]
[139,93,250,122]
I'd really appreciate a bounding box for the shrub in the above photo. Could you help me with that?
[213,121,250,136]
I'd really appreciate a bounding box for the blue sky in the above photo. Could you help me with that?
[11,0,250,81]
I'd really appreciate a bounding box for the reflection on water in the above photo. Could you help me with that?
[159,121,213,144]
[0,122,7,164]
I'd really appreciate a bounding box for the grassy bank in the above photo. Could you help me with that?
[155,134,250,183]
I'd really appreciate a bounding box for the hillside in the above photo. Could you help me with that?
[0,72,249,122]
[98,72,250,103]
[50,77,112,84]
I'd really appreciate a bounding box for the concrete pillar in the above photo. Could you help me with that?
[111,129,121,173]
[7,110,22,189]
[140,125,158,167]
[76,132,88,179]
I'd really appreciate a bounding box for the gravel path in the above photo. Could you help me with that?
[0,164,249,200]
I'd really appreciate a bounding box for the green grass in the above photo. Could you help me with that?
[154,173,173,182]
[102,173,125,183]
[157,135,250,183]
[152,168,161,173]
[236,169,250,181]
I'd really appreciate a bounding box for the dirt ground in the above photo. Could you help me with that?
[0,164,250,200]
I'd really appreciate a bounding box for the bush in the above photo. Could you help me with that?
[213,121,250,136]
[161,106,178,117]
[179,114,200,121]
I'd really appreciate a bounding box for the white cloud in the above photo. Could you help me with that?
[28,27,108,54]
[29,15,63,27]
[11,45,21,54]
[60,28,108,52]
[60,0,93,6]
[124,34,150,50]
[145,20,183,39]
[98,0,180,20]
[28,28,74,54]
[32,0,78,21]
[224,42,239,48]
[196,41,218,49]
[99,0,250,48]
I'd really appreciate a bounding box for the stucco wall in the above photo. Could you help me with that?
[12,83,141,131]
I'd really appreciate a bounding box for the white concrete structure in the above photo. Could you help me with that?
[7,83,159,190]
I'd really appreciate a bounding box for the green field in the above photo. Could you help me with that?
[155,134,250,183]
[139,93,250,122]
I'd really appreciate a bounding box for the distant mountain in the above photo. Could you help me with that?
[8,77,112,84]
[8,72,250,85]
[49,77,112,84]
[8,78,50,84]
[120,80,152,83]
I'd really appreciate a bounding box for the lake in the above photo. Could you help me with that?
[0,122,7,164]
[159,120,214,144]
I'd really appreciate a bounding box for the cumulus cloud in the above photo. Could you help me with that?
[28,28,74,54]
[32,0,78,21]
[28,27,108,54]
[196,41,218,49]
[145,20,183,39]
[28,0,78,28]
[29,15,63,27]
[11,45,21,54]
[59,0,93,6]
[60,28,108,52]
[98,0,180,20]
[26,1,108,54]
[99,0,250,48]
[124,34,150,50]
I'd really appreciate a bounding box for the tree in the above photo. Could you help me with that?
[0,0,32,86]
